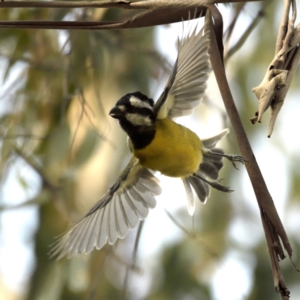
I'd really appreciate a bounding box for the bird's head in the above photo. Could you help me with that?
[109,92,156,129]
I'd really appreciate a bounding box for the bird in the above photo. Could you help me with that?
[51,21,245,259]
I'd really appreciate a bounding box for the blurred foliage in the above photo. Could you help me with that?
[0,1,299,300]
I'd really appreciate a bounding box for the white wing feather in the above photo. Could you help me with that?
[51,158,161,259]
[155,22,211,119]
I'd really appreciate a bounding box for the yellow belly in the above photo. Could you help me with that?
[133,119,203,177]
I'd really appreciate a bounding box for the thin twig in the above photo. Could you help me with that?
[87,248,112,300]
[77,89,116,148]
[225,1,269,61]
[67,88,86,165]
[164,208,223,262]
[121,221,144,300]
[223,2,246,54]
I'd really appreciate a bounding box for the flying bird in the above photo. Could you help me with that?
[52,22,245,259]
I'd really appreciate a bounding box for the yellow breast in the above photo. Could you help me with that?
[133,119,203,177]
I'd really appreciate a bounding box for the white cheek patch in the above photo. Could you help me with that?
[118,105,126,111]
[129,96,153,110]
[126,113,153,126]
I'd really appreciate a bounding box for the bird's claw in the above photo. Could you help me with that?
[225,154,247,170]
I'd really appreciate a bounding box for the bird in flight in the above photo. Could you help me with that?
[52,21,245,259]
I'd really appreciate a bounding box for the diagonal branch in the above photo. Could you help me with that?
[206,5,294,299]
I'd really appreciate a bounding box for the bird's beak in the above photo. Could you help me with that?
[109,106,123,119]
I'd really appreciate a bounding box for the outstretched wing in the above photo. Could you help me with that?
[155,22,211,119]
[51,157,161,259]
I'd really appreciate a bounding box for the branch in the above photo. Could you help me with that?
[0,0,132,8]
[14,147,58,192]
[0,0,262,30]
[0,0,263,9]
[225,1,269,61]
[206,5,294,299]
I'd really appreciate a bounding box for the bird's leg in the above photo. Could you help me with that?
[193,174,233,193]
[203,149,247,170]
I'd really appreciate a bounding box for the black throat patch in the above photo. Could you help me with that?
[119,119,156,150]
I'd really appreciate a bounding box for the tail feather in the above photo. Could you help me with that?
[182,178,196,215]
[202,129,229,149]
[198,161,221,181]
[186,176,210,203]
[182,129,231,213]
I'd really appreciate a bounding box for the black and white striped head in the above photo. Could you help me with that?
[109,92,156,129]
